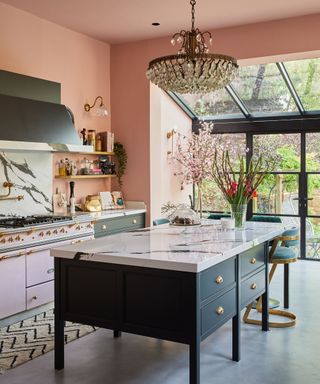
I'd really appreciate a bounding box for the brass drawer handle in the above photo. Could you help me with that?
[215,275,224,285]
[251,283,257,290]
[101,224,107,230]
[216,306,225,316]
[132,219,137,224]
[250,257,256,264]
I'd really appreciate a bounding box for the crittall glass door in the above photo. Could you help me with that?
[252,132,320,259]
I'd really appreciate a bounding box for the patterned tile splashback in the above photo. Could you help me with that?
[0,152,52,215]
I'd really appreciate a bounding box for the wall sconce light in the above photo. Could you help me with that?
[84,96,108,117]
[166,129,176,156]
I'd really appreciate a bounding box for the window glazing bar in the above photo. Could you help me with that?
[276,62,305,115]
[166,91,197,120]
[225,84,251,119]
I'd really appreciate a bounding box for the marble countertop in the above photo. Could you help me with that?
[51,221,288,273]
[0,209,146,235]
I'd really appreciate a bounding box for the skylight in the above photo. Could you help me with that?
[170,57,320,120]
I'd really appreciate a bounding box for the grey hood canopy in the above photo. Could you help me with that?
[0,93,89,152]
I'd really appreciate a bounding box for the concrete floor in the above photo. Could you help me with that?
[2,260,320,384]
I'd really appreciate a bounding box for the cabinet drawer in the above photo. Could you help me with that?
[94,214,144,237]
[26,248,54,287]
[201,288,236,336]
[241,270,265,308]
[26,280,54,310]
[240,243,265,277]
[200,257,236,301]
[0,251,26,319]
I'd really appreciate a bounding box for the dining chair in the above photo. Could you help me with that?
[207,213,231,220]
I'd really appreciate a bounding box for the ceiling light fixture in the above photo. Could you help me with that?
[146,0,238,94]
[84,96,108,117]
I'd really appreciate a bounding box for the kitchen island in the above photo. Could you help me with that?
[51,221,285,384]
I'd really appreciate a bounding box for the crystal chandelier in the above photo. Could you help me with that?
[146,0,238,94]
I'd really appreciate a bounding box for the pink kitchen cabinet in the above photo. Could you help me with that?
[26,247,54,287]
[0,250,26,319]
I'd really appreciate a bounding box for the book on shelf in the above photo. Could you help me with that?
[100,131,114,152]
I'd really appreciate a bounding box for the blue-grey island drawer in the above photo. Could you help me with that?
[240,243,265,277]
[201,288,236,336]
[94,214,145,238]
[200,257,236,301]
[241,269,265,307]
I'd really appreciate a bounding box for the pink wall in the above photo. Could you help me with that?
[111,13,320,223]
[0,2,111,202]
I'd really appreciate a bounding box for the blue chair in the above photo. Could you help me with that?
[243,227,299,328]
[153,218,170,226]
[250,215,282,223]
[207,213,231,220]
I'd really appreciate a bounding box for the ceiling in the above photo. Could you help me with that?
[1,0,320,44]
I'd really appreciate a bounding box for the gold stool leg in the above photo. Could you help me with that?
[243,263,296,328]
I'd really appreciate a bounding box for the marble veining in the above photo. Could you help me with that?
[0,152,52,215]
[51,221,289,272]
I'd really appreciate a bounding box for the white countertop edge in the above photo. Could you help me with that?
[50,226,285,273]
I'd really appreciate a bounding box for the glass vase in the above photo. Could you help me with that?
[230,204,247,229]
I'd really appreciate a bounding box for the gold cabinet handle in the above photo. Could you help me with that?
[101,224,107,230]
[251,283,257,290]
[215,275,224,285]
[216,306,225,316]
[132,219,137,224]
[250,257,256,264]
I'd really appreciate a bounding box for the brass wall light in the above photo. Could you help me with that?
[84,96,108,117]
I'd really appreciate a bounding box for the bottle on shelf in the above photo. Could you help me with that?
[69,181,76,215]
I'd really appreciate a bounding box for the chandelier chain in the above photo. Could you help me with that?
[190,0,196,30]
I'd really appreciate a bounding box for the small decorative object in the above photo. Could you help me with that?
[114,142,128,187]
[210,150,277,229]
[169,205,200,226]
[172,122,215,218]
[112,191,125,209]
[80,128,87,145]
[84,195,102,212]
[146,0,238,94]
[99,156,115,175]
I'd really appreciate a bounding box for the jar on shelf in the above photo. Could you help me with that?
[95,134,102,152]
[87,130,96,147]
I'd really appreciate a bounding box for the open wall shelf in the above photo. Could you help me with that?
[55,175,116,180]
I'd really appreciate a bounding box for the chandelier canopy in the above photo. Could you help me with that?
[146,0,238,94]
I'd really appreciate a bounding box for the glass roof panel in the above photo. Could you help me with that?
[230,63,298,115]
[177,88,243,119]
[284,59,320,111]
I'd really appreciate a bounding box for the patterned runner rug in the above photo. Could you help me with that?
[0,309,96,373]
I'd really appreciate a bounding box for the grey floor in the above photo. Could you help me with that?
[2,260,320,384]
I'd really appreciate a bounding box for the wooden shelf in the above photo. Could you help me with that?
[55,151,114,156]
[55,175,116,180]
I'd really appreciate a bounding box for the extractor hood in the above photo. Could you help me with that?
[0,93,93,152]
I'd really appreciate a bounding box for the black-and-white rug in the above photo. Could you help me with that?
[0,309,96,373]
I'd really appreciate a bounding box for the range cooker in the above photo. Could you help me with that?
[0,215,72,228]
[0,214,94,253]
